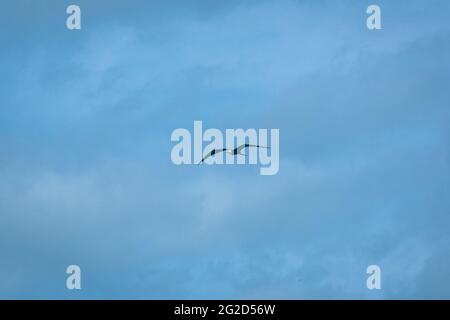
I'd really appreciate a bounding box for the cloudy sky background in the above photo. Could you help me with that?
[0,0,449,299]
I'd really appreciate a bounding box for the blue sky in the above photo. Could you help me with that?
[0,0,449,299]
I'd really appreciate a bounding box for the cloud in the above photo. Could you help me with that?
[0,0,449,299]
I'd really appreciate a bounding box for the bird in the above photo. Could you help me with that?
[197,148,227,165]
[198,144,270,165]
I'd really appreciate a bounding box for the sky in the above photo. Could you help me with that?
[0,0,449,299]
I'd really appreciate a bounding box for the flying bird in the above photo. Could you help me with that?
[198,144,269,165]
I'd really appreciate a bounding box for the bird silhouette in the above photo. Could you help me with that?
[198,144,269,164]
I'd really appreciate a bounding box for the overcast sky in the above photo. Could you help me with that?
[0,0,449,299]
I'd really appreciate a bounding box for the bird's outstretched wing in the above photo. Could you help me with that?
[198,148,227,165]
[234,143,270,155]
